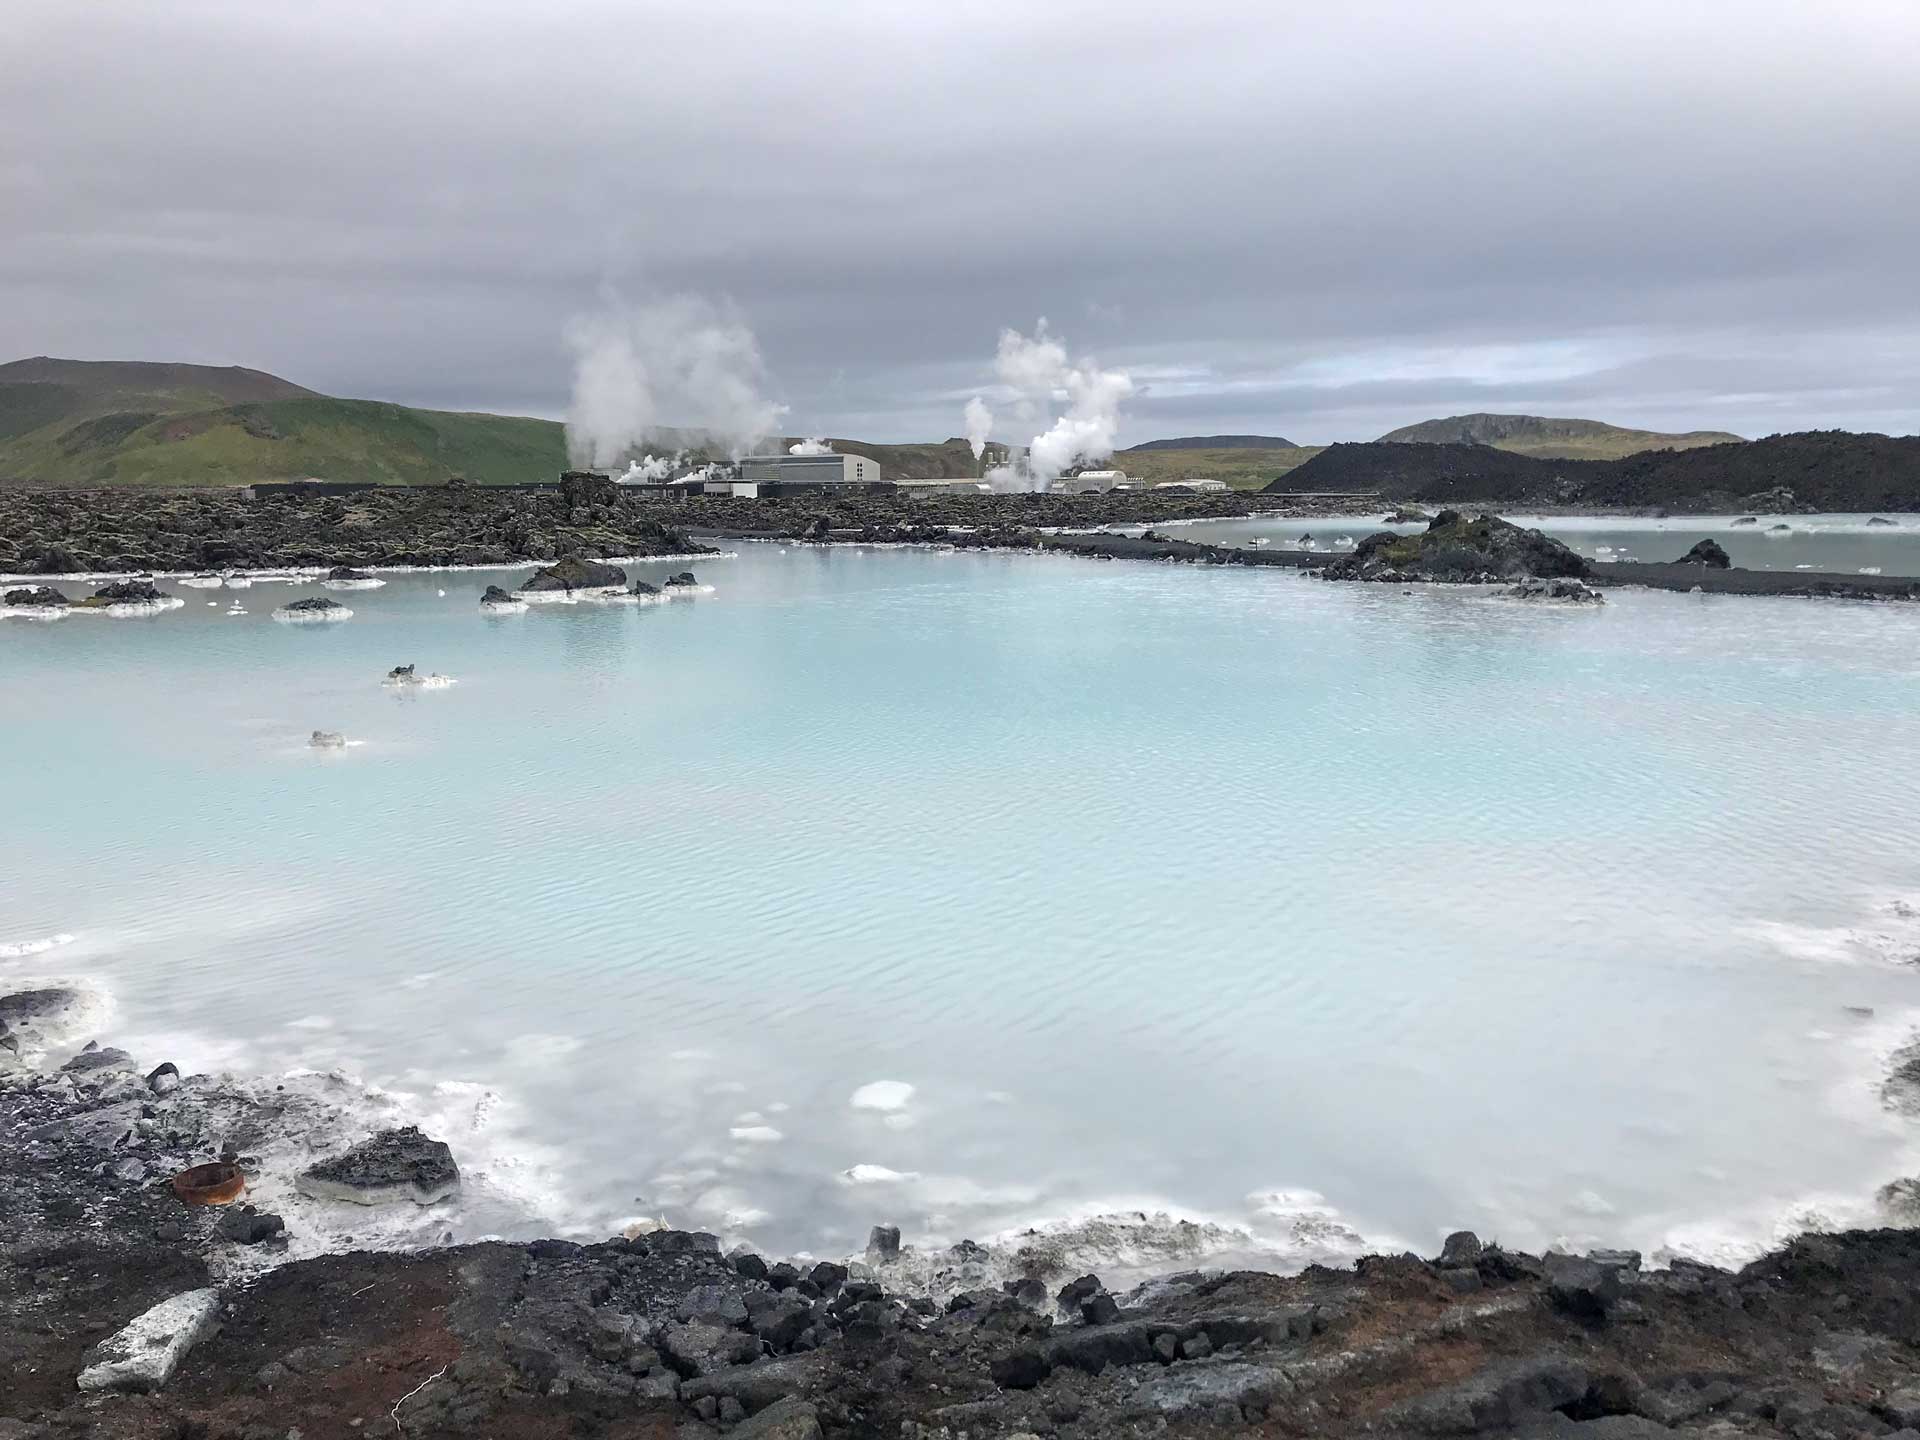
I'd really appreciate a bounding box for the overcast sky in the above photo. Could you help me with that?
[6,0,1917,445]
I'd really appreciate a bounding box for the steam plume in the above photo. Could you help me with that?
[564,293,788,468]
[966,321,1134,492]
[963,396,993,460]
[789,438,836,455]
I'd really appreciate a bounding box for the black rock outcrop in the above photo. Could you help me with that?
[4,585,68,607]
[1675,538,1732,567]
[520,557,628,592]
[1323,511,1591,584]
[295,1125,459,1205]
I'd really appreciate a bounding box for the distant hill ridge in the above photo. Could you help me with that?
[1379,412,1744,460]
[1268,432,1920,512]
[1126,434,1299,452]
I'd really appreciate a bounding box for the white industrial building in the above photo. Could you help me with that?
[1155,477,1228,493]
[1062,469,1131,493]
[739,453,883,488]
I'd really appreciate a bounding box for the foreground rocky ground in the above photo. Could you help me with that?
[10,1039,1920,1440]
[0,482,1336,576]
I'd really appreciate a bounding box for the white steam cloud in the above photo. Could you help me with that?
[963,396,994,460]
[616,452,681,484]
[564,293,788,469]
[789,438,836,455]
[966,321,1134,492]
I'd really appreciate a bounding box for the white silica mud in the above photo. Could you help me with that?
[272,604,353,624]
[7,548,1920,1276]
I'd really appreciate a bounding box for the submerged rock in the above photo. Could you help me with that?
[295,1125,459,1205]
[1674,538,1732,567]
[664,570,699,588]
[309,730,347,749]
[631,580,661,596]
[77,1289,221,1393]
[1382,507,1433,524]
[1324,511,1590,584]
[479,584,519,606]
[274,596,351,622]
[326,565,374,581]
[1730,515,1760,526]
[1869,516,1897,527]
[520,556,627,593]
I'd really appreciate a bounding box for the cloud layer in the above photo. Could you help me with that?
[5,0,1917,442]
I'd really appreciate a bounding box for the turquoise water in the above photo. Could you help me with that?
[7,547,1920,1271]
[1165,512,1920,577]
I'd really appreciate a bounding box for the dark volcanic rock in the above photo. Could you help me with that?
[279,596,346,613]
[59,1046,131,1073]
[4,585,69,607]
[558,470,618,509]
[479,584,517,606]
[217,1207,286,1245]
[1509,577,1605,604]
[631,580,661,596]
[1870,515,1897,526]
[326,565,374,581]
[1674,538,1732,567]
[520,556,628,592]
[664,570,698,587]
[1324,511,1591,584]
[88,578,164,603]
[1546,1254,1623,1321]
[295,1125,459,1205]
[991,1346,1051,1390]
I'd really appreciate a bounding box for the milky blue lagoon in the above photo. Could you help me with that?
[7,543,1920,1275]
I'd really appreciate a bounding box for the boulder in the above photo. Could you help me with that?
[1325,511,1591,584]
[479,585,517,605]
[664,570,698,587]
[278,596,346,614]
[727,1398,822,1440]
[217,1208,286,1245]
[631,580,661,596]
[746,1291,811,1351]
[1674,538,1732,568]
[677,1284,750,1327]
[1508,578,1605,604]
[4,585,68,607]
[992,1347,1052,1390]
[520,556,627,593]
[146,1062,180,1095]
[1388,1354,1590,1433]
[658,1321,760,1377]
[1546,1254,1623,1321]
[866,1224,902,1264]
[309,730,347,749]
[295,1126,459,1205]
[76,1289,221,1393]
[1439,1231,1483,1267]
[1869,516,1897,527]
[326,566,374,581]
[807,1261,849,1294]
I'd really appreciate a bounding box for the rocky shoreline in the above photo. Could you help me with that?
[0,482,1345,578]
[7,1009,1920,1440]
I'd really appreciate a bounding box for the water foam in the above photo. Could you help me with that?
[0,932,77,959]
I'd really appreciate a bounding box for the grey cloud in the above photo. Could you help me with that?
[4,0,1917,444]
